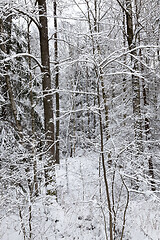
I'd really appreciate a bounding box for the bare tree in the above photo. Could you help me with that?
[37,0,56,195]
[54,0,60,164]
[125,0,143,155]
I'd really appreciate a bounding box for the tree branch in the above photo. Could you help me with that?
[3,53,43,70]
[13,8,41,29]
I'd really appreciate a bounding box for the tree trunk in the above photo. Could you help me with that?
[37,0,55,195]
[97,83,113,240]
[125,0,143,155]
[0,14,22,136]
[54,0,60,164]
[27,21,39,196]
[142,79,156,191]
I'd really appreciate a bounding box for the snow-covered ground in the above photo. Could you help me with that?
[0,153,160,240]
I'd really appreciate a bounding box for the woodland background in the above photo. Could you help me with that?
[0,0,160,239]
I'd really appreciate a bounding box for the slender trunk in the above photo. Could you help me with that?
[29,204,32,239]
[27,22,39,196]
[122,6,127,122]
[5,75,22,135]
[125,0,143,154]
[142,80,156,191]
[86,67,91,139]
[54,0,60,164]
[0,18,7,119]
[0,14,22,137]
[19,207,26,240]
[86,0,110,162]
[97,84,113,240]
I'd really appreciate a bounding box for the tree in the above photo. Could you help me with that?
[125,0,143,155]
[0,0,160,239]
[37,0,56,195]
[53,0,60,164]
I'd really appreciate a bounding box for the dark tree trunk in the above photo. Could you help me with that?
[37,0,55,195]
[142,80,156,191]
[27,21,39,196]
[125,0,143,154]
[54,0,60,164]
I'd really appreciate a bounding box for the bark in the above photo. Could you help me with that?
[37,0,56,195]
[122,7,127,122]
[0,18,7,119]
[85,67,91,139]
[5,75,22,135]
[0,14,22,136]
[126,0,134,50]
[54,0,60,164]
[27,21,39,196]
[125,0,143,154]
[142,80,156,191]
[97,84,113,240]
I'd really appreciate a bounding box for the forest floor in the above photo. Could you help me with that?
[1,152,160,240]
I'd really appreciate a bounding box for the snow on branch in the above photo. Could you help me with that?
[2,53,43,70]
[99,45,160,69]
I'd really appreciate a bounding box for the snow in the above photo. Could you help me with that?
[0,153,160,240]
[126,200,160,240]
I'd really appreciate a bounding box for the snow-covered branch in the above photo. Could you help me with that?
[2,53,43,70]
